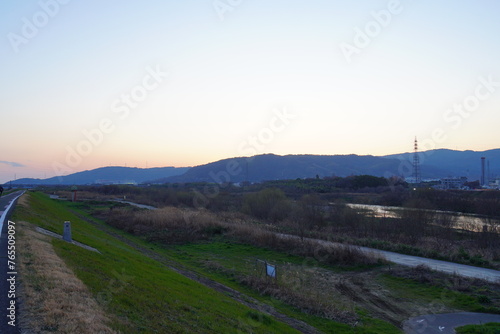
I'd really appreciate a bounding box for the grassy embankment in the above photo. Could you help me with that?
[92,199,500,332]
[13,192,298,333]
[75,199,402,333]
[2,188,20,196]
[163,242,500,331]
[456,322,500,334]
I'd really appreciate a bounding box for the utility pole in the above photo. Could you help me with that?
[481,157,486,187]
[412,137,421,184]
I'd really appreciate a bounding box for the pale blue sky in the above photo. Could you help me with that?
[1,0,500,182]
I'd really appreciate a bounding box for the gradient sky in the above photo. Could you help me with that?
[1,0,500,183]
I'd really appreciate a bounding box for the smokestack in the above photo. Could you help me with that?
[487,160,490,186]
[481,157,486,187]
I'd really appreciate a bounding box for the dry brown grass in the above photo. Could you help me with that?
[17,220,117,334]
[106,206,381,266]
[203,257,420,327]
[107,207,226,243]
[17,193,29,207]
[240,274,358,324]
[227,223,382,267]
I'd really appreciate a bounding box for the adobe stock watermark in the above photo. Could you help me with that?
[85,267,134,326]
[7,0,71,54]
[442,75,499,130]
[388,74,499,182]
[213,0,243,21]
[236,312,267,334]
[339,0,404,64]
[237,107,297,157]
[191,106,297,209]
[51,65,168,179]
[96,268,134,305]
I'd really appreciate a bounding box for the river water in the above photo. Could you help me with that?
[345,203,499,232]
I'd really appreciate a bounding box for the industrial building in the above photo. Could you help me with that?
[439,177,468,190]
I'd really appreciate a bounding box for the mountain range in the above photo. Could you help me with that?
[162,149,499,184]
[7,149,500,186]
[9,166,189,186]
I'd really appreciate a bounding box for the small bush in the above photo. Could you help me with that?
[477,295,492,305]
[242,188,291,222]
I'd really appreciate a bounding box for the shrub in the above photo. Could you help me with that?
[242,188,291,222]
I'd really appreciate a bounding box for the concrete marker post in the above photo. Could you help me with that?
[63,221,72,242]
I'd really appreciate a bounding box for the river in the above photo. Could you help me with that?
[344,203,499,233]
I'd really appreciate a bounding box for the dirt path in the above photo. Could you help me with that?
[72,211,321,334]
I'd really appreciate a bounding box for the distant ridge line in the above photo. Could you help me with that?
[6,149,499,185]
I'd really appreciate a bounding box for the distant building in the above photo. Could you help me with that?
[489,178,500,189]
[440,177,467,190]
[94,179,137,185]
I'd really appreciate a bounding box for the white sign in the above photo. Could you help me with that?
[266,264,276,278]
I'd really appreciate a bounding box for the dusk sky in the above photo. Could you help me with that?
[1,0,500,183]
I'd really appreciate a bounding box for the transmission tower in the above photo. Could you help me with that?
[412,137,421,183]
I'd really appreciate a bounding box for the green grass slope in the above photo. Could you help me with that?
[13,192,298,333]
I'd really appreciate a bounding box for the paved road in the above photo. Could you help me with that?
[356,246,500,283]
[278,233,500,283]
[0,191,24,334]
[113,199,156,210]
[403,312,500,333]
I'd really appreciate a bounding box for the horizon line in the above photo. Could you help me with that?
[4,147,499,184]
